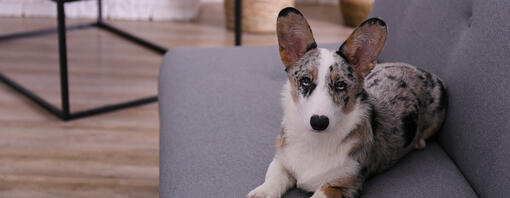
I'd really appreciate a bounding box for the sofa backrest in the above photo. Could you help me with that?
[371,0,510,197]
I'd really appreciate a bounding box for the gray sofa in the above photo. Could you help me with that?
[159,0,510,197]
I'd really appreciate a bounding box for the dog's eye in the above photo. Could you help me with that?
[300,77,311,87]
[335,81,346,91]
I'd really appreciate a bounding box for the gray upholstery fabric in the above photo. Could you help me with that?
[159,46,476,198]
[159,46,285,198]
[361,142,476,198]
[371,0,510,197]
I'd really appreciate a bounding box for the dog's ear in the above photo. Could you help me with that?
[338,18,387,77]
[277,7,317,70]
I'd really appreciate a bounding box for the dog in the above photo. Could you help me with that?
[247,7,448,198]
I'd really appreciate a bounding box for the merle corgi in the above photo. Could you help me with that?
[247,7,448,198]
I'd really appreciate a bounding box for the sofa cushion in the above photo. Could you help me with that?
[360,142,476,198]
[159,46,476,198]
[372,0,510,197]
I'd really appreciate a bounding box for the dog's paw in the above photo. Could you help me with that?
[415,138,426,150]
[247,184,280,198]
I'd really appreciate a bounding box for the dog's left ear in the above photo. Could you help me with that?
[277,7,317,70]
[338,18,387,77]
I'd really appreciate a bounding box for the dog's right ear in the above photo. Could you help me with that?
[337,18,387,77]
[277,7,317,70]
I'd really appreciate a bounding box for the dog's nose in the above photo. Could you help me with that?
[310,115,329,131]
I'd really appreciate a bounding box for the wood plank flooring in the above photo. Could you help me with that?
[0,3,352,197]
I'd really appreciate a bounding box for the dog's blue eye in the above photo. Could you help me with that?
[335,81,346,91]
[300,77,311,87]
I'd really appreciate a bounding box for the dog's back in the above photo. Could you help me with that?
[361,62,448,174]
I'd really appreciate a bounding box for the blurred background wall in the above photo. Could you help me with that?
[0,0,337,21]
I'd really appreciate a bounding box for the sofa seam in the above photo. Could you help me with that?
[436,142,481,198]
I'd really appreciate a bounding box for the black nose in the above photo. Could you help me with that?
[310,115,329,131]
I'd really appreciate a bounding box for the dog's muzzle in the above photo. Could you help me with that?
[310,115,329,132]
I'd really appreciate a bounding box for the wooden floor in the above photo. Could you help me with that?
[0,3,352,198]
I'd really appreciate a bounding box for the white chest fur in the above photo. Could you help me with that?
[277,135,359,191]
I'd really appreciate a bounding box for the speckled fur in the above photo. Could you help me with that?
[288,49,321,98]
[358,62,448,177]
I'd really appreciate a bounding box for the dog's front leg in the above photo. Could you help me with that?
[247,158,295,198]
[310,176,364,198]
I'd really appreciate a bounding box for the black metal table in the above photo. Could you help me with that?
[0,0,242,121]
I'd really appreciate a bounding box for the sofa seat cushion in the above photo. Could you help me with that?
[359,142,477,198]
[159,46,477,198]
